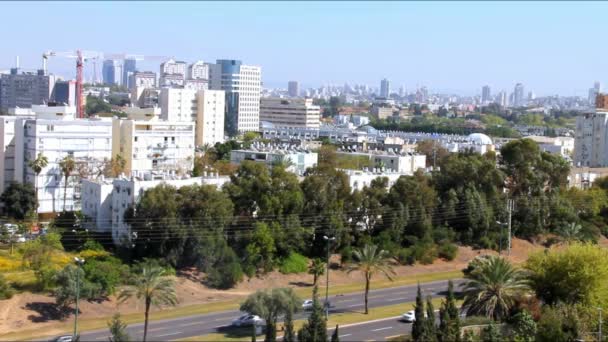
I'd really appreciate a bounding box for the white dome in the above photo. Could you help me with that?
[467,133,493,145]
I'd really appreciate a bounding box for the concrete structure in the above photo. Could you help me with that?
[102,60,123,86]
[123,59,137,89]
[371,105,394,120]
[195,89,225,146]
[230,145,317,176]
[129,71,156,90]
[184,79,208,91]
[574,110,608,167]
[481,85,491,104]
[0,116,28,196]
[160,88,197,122]
[335,114,370,127]
[288,81,299,97]
[336,150,426,174]
[342,169,405,192]
[589,82,602,106]
[0,69,56,113]
[160,59,186,87]
[52,80,76,106]
[208,60,261,135]
[380,78,390,98]
[260,98,320,129]
[188,61,209,80]
[112,114,195,176]
[81,172,230,243]
[131,87,159,108]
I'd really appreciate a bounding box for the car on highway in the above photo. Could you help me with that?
[49,336,73,342]
[401,310,427,323]
[231,314,264,327]
[302,299,331,310]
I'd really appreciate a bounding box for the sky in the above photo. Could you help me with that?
[0,1,605,96]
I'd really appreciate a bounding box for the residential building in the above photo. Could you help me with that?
[184,79,208,91]
[342,169,405,192]
[513,83,525,107]
[574,110,608,167]
[81,172,230,243]
[230,145,318,176]
[0,116,28,197]
[102,60,123,86]
[52,80,76,106]
[195,89,225,146]
[159,74,184,88]
[481,85,491,104]
[288,81,299,97]
[123,59,137,89]
[0,69,56,113]
[336,150,426,174]
[129,71,156,90]
[371,105,394,120]
[131,87,159,108]
[208,59,261,135]
[187,61,209,80]
[260,98,320,129]
[380,78,390,98]
[160,88,197,122]
[160,59,186,87]
[112,113,195,176]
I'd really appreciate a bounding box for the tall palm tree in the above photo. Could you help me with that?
[347,244,395,314]
[59,156,75,212]
[308,258,325,287]
[460,255,529,321]
[118,265,177,342]
[27,153,48,212]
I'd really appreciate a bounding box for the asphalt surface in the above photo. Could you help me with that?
[43,279,464,342]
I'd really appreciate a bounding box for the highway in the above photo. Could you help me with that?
[44,279,464,341]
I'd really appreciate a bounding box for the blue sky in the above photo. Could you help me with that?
[0,1,605,96]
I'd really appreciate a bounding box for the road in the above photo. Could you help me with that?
[45,279,464,342]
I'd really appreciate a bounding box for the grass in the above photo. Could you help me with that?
[0,270,462,341]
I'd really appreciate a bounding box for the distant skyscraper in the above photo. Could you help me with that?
[528,91,536,101]
[123,59,137,89]
[102,59,123,86]
[513,83,525,107]
[497,91,507,107]
[288,81,299,97]
[589,81,602,106]
[399,85,405,98]
[380,78,390,98]
[481,85,491,104]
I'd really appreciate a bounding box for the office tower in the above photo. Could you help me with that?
[159,59,187,87]
[208,59,261,135]
[0,68,56,112]
[399,85,405,98]
[123,58,137,88]
[102,59,123,86]
[260,98,320,129]
[589,81,603,105]
[52,80,76,106]
[288,81,299,97]
[380,78,390,98]
[481,85,491,104]
[513,83,525,107]
[496,91,507,107]
[528,91,536,101]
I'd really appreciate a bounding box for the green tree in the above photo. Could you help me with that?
[481,322,501,342]
[412,285,427,342]
[511,310,537,342]
[59,155,76,212]
[27,152,48,210]
[0,274,14,299]
[240,288,301,342]
[425,296,438,341]
[54,264,93,309]
[438,280,461,342]
[330,325,340,342]
[107,313,131,342]
[118,265,177,342]
[245,222,277,275]
[283,309,295,342]
[298,286,327,342]
[347,244,395,314]
[0,182,36,219]
[308,258,325,287]
[525,243,608,306]
[461,255,529,321]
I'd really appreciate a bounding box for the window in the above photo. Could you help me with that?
[134,137,138,142]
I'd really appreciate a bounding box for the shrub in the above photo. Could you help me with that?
[279,252,308,274]
[412,242,438,265]
[0,274,14,299]
[340,246,353,266]
[438,243,458,261]
[394,248,415,265]
[462,316,494,327]
[83,258,125,296]
[205,244,244,289]
[81,240,104,251]
[477,236,496,250]
[79,249,111,260]
[0,256,21,272]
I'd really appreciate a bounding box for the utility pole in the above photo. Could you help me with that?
[73,257,85,340]
[599,307,603,342]
[507,199,514,256]
[432,141,437,170]
[323,235,335,319]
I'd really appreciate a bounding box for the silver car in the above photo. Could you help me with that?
[231,314,264,327]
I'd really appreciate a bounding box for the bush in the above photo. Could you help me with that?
[0,274,14,299]
[438,243,458,261]
[83,258,126,296]
[462,316,494,327]
[394,248,415,265]
[340,246,353,266]
[279,252,308,274]
[412,242,438,265]
[81,240,104,251]
[206,244,244,289]
[476,236,496,250]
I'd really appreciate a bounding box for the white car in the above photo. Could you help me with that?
[401,310,426,323]
[50,336,73,342]
[302,299,331,311]
[231,314,264,327]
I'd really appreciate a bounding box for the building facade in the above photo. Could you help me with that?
[380,78,390,98]
[574,111,608,167]
[188,61,209,80]
[160,59,186,87]
[0,69,56,113]
[260,98,320,129]
[196,89,225,146]
[102,60,123,86]
[481,85,491,104]
[160,88,197,122]
[129,71,156,90]
[288,81,299,97]
[52,80,76,106]
[230,148,318,176]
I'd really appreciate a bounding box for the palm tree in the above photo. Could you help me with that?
[58,156,75,212]
[347,244,395,314]
[559,222,583,243]
[308,258,325,287]
[27,153,48,212]
[118,265,177,342]
[460,255,529,321]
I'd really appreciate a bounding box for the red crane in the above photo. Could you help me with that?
[76,50,84,118]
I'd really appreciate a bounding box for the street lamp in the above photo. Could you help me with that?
[323,235,336,319]
[73,257,85,340]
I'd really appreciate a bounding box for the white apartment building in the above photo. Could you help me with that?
[81,172,230,244]
[184,79,208,91]
[160,88,197,122]
[0,105,113,213]
[336,151,426,174]
[574,111,608,167]
[196,90,225,146]
[188,61,209,80]
[129,71,156,90]
[209,60,261,135]
[260,98,320,129]
[112,114,195,176]
[230,147,318,176]
[342,169,405,192]
[159,59,186,87]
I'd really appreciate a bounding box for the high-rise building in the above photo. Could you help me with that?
[208,59,261,135]
[497,91,507,107]
[589,81,602,106]
[196,89,225,146]
[528,91,536,101]
[481,85,491,104]
[380,78,390,98]
[123,59,137,89]
[160,88,197,122]
[0,69,56,113]
[260,98,320,129]
[52,80,76,106]
[102,59,123,86]
[513,83,525,107]
[288,81,299,97]
[187,61,209,80]
[129,71,156,90]
[160,59,187,87]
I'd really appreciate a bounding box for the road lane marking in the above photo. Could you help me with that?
[180,321,204,327]
[148,326,172,332]
[337,298,357,303]
[94,336,108,340]
[385,335,403,340]
[154,331,183,337]
[339,334,352,338]
[372,326,393,332]
[386,297,408,302]
[347,303,362,307]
